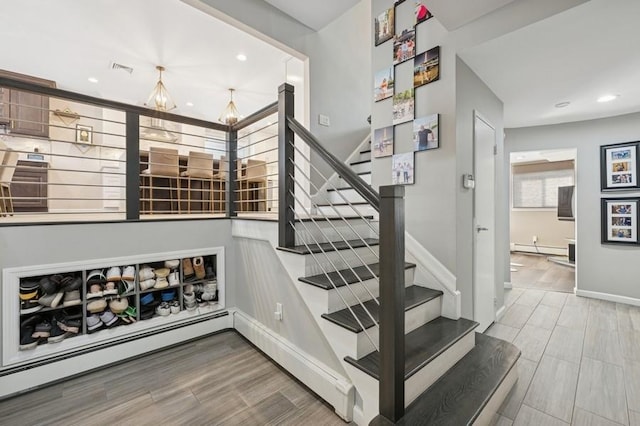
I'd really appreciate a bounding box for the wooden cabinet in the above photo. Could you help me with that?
[0,69,55,138]
[12,160,48,212]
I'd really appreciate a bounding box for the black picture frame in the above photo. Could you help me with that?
[600,141,640,191]
[413,46,440,88]
[374,7,395,46]
[601,197,640,245]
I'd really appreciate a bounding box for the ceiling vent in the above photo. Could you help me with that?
[110,62,134,74]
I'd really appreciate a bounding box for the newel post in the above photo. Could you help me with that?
[125,111,140,220]
[379,185,406,422]
[278,83,295,248]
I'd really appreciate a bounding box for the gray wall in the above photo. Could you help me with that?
[455,58,505,316]
[505,112,640,299]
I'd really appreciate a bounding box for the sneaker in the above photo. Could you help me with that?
[32,319,52,338]
[154,277,169,289]
[86,314,103,332]
[109,298,129,314]
[193,257,205,279]
[161,289,176,302]
[119,279,135,295]
[139,279,155,291]
[164,259,180,269]
[121,265,135,281]
[106,266,122,282]
[38,291,64,308]
[87,283,103,299]
[156,302,171,316]
[140,293,155,306]
[154,268,170,278]
[20,299,43,314]
[170,300,180,314]
[62,290,82,307]
[103,281,118,296]
[182,258,194,277]
[100,310,119,327]
[205,265,215,278]
[140,307,155,320]
[168,272,180,286]
[19,316,40,350]
[61,276,82,292]
[19,280,39,301]
[39,277,58,295]
[54,312,81,334]
[87,269,106,284]
[48,321,69,343]
[138,266,155,281]
[87,298,107,314]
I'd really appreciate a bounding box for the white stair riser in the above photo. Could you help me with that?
[326,267,416,313]
[340,173,371,186]
[294,219,374,245]
[328,189,366,204]
[349,161,371,174]
[302,246,379,276]
[316,204,377,219]
[344,331,476,424]
[327,295,441,359]
[357,151,371,162]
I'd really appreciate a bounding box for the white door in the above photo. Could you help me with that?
[473,112,496,332]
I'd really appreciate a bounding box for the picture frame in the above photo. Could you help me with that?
[415,1,433,25]
[393,28,416,65]
[392,152,415,185]
[392,88,414,125]
[374,67,394,102]
[601,198,640,245]
[76,124,93,145]
[414,46,440,88]
[600,141,640,191]
[413,113,439,151]
[374,7,395,46]
[373,126,394,158]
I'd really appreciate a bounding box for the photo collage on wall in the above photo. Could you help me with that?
[599,141,640,245]
[373,0,440,185]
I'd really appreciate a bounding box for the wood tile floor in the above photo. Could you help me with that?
[0,331,349,426]
[510,252,575,293]
[488,287,640,425]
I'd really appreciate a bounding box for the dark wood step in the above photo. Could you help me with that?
[299,262,415,290]
[277,238,379,255]
[321,286,443,333]
[360,149,371,154]
[314,201,370,207]
[345,317,479,381]
[327,187,357,192]
[371,333,520,425]
[350,159,371,166]
[294,215,373,222]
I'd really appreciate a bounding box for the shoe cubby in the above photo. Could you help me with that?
[3,248,225,368]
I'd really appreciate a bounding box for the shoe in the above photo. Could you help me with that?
[195,293,207,307]
[39,277,58,295]
[38,291,64,308]
[140,307,155,320]
[19,316,40,350]
[156,302,171,316]
[140,293,155,306]
[62,290,82,307]
[48,321,69,343]
[121,266,135,281]
[55,312,81,334]
[193,257,205,279]
[165,259,180,269]
[124,306,137,318]
[170,300,180,314]
[87,283,103,299]
[103,282,118,296]
[154,268,170,278]
[140,279,155,291]
[161,289,176,302]
[19,281,39,301]
[168,272,180,286]
[119,279,135,295]
[183,258,194,277]
[184,284,194,293]
[86,314,103,332]
[109,298,129,314]
[100,310,119,327]
[154,277,169,289]
[32,319,52,338]
[87,299,107,313]
[139,266,155,281]
[61,276,82,292]
[205,265,215,278]
[20,299,43,314]
[86,269,106,284]
[106,266,122,282]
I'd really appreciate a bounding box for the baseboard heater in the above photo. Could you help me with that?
[511,243,567,256]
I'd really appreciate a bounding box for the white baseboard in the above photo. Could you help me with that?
[231,309,354,422]
[512,244,567,256]
[496,305,506,321]
[504,282,512,289]
[575,289,640,307]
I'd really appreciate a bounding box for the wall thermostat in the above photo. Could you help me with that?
[463,174,475,189]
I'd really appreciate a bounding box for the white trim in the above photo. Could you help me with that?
[575,289,640,307]
[496,305,506,321]
[512,243,567,256]
[504,282,513,289]
[405,232,461,319]
[231,309,354,422]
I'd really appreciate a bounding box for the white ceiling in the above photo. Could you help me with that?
[0,0,300,123]
[460,0,640,128]
[264,0,360,31]
[426,0,517,31]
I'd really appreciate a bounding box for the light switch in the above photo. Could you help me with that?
[318,114,331,127]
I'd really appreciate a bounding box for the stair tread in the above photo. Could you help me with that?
[294,215,373,222]
[327,187,359,192]
[277,238,379,255]
[315,201,371,207]
[350,159,371,166]
[321,286,443,332]
[371,333,520,425]
[344,317,479,380]
[299,262,415,290]
[360,149,372,154]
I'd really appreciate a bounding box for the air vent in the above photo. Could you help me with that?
[110,62,134,74]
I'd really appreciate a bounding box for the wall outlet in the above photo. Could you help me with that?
[532,235,538,244]
[274,302,283,321]
[318,114,331,127]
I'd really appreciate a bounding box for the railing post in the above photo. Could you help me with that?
[278,83,295,247]
[379,185,406,423]
[227,128,238,217]
[125,111,140,220]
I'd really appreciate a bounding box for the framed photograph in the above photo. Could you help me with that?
[601,198,640,245]
[415,1,433,25]
[600,141,640,191]
[395,0,406,5]
[393,28,416,65]
[76,124,93,145]
[413,114,439,151]
[392,88,414,125]
[414,46,441,88]
[373,126,394,158]
[392,152,415,185]
[375,7,395,46]
[374,67,394,102]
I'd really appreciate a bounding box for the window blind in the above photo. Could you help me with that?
[512,168,574,208]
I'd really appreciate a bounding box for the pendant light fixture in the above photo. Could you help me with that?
[219,88,240,125]
[142,65,177,142]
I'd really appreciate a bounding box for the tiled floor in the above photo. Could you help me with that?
[487,287,640,425]
[510,253,574,293]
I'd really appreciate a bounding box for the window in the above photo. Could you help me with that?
[512,167,574,208]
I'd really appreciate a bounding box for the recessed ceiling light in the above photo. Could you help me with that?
[186,102,194,107]
[236,54,247,61]
[88,77,99,83]
[598,94,619,103]
[555,101,570,108]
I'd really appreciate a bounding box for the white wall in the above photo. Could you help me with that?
[505,111,640,299]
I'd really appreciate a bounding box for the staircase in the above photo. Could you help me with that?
[276,84,519,425]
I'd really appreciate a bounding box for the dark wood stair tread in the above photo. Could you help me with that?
[299,262,415,290]
[360,149,371,154]
[294,215,373,222]
[345,317,479,380]
[277,238,378,255]
[321,286,443,332]
[371,333,520,426]
[350,159,371,166]
[314,201,371,207]
[327,187,359,192]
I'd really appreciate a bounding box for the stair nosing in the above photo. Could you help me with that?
[315,201,370,207]
[327,187,358,192]
[349,159,371,166]
[294,215,373,222]
[276,238,379,255]
[298,262,416,290]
